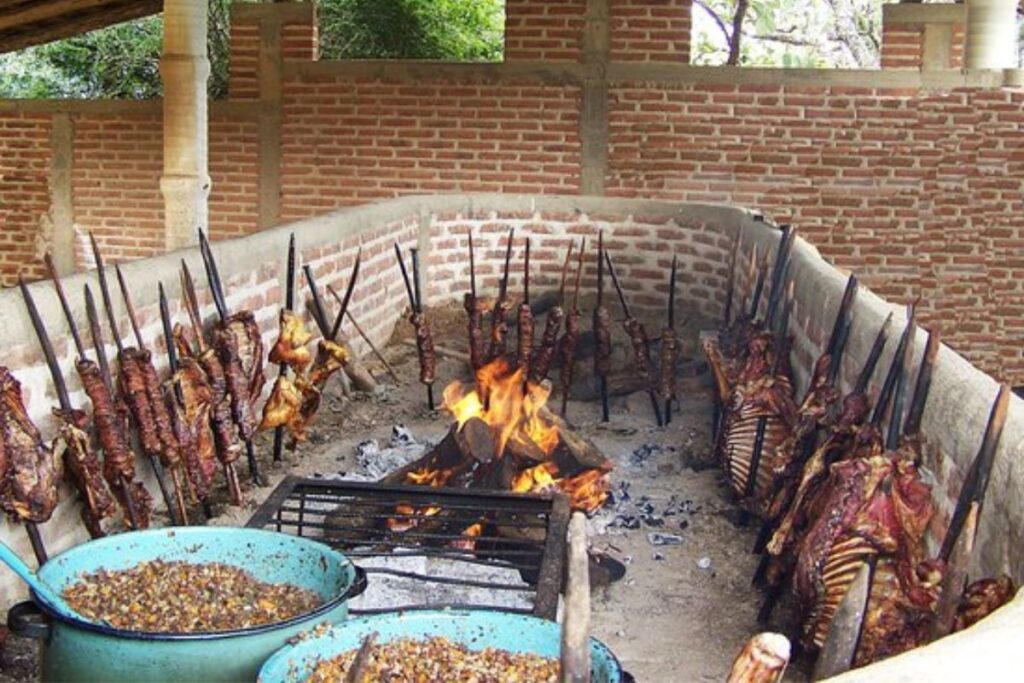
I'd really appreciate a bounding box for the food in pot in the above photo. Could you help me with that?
[307,636,560,682]
[62,560,322,633]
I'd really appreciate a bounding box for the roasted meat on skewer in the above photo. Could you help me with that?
[53,408,115,537]
[953,576,1017,632]
[410,311,436,389]
[260,375,304,433]
[214,311,265,442]
[76,359,152,529]
[0,368,59,523]
[170,355,220,499]
[268,309,313,371]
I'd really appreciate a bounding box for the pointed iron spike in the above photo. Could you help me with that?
[765,225,792,325]
[939,384,1011,562]
[114,264,146,350]
[89,232,125,356]
[667,254,678,328]
[826,275,859,359]
[904,328,940,438]
[197,230,229,322]
[723,231,741,326]
[596,231,605,308]
[523,237,530,305]
[605,251,630,319]
[179,261,207,353]
[285,233,297,311]
[853,312,894,395]
[468,231,477,300]
[557,240,574,306]
[329,246,362,340]
[302,264,331,338]
[571,237,586,312]
[885,305,918,449]
[872,305,916,428]
[43,253,86,358]
[158,283,178,374]
[748,250,769,321]
[828,312,854,386]
[19,277,74,412]
[499,229,515,300]
[83,284,115,394]
[393,243,417,311]
[410,247,424,313]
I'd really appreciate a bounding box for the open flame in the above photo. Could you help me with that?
[440,357,609,512]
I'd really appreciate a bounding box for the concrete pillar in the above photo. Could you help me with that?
[160,0,210,251]
[964,0,1019,69]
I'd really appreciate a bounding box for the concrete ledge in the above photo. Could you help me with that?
[884,3,967,26]
[0,99,260,119]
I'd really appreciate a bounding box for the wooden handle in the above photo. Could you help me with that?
[561,512,591,683]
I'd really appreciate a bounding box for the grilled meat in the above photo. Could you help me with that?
[410,312,435,386]
[529,305,564,384]
[517,302,534,373]
[0,368,59,523]
[260,375,303,432]
[464,294,484,371]
[953,576,1017,632]
[488,298,513,361]
[658,326,678,405]
[53,408,115,537]
[171,358,219,493]
[269,309,313,371]
[214,324,258,442]
[558,309,581,400]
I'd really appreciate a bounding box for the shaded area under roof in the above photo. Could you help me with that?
[0,0,162,54]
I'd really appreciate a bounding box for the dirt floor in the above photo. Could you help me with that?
[0,303,808,682]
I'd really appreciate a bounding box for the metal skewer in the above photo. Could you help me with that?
[272,234,297,464]
[595,233,610,423]
[393,243,434,410]
[329,247,362,342]
[663,254,678,424]
[410,247,434,410]
[327,285,399,382]
[560,238,586,418]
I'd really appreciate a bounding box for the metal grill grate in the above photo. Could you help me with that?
[247,476,570,619]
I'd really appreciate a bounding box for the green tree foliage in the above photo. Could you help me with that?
[0,0,504,100]
[320,0,504,61]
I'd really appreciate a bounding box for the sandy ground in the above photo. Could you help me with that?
[0,304,807,682]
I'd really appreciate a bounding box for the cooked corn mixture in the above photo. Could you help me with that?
[308,636,560,682]
[62,559,322,633]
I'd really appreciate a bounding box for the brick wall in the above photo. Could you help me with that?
[505,0,586,61]
[610,0,691,63]
[278,76,582,222]
[604,82,1024,379]
[880,26,923,70]
[0,112,51,282]
[880,4,965,70]
[228,16,260,100]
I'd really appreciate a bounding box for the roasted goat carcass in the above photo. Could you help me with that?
[53,407,115,536]
[77,358,152,528]
[118,347,182,472]
[0,368,59,523]
[167,356,220,501]
[792,454,940,666]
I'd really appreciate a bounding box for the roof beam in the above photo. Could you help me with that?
[0,0,161,54]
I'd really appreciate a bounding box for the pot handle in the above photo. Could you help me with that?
[7,600,51,640]
[344,565,368,600]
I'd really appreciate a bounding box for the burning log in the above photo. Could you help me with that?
[605,251,663,426]
[726,632,791,683]
[559,239,586,418]
[529,242,573,385]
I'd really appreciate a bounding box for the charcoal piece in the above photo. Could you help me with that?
[647,532,684,546]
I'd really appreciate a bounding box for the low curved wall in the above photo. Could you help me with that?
[0,193,1019,678]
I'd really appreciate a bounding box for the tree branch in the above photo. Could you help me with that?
[694,0,732,48]
[727,0,750,66]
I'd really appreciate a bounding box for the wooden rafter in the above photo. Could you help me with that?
[0,0,162,54]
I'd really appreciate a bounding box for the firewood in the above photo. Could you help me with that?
[727,632,791,683]
[456,417,497,463]
[561,512,590,683]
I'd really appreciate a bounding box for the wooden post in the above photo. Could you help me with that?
[561,512,591,683]
[727,632,791,683]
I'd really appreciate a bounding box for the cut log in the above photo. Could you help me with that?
[456,417,497,463]
[727,632,791,683]
[542,407,613,473]
[561,512,591,683]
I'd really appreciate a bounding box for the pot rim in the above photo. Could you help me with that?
[32,527,361,642]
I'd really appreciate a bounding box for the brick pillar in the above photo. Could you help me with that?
[881,3,966,71]
[161,0,210,251]
[505,0,586,61]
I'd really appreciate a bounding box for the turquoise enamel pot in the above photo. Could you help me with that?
[259,609,624,683]
[5,527,366,683]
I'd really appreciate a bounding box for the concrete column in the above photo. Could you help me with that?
[965,0,1019,69]
[48,113,75,274]
[579,0,610,196]
[160,0,211,251]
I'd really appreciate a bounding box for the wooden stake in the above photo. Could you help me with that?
[561,511,591,683]
[328,284,400,382]
[727,632,791,683]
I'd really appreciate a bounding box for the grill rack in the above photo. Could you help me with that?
[247,476,570,619]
